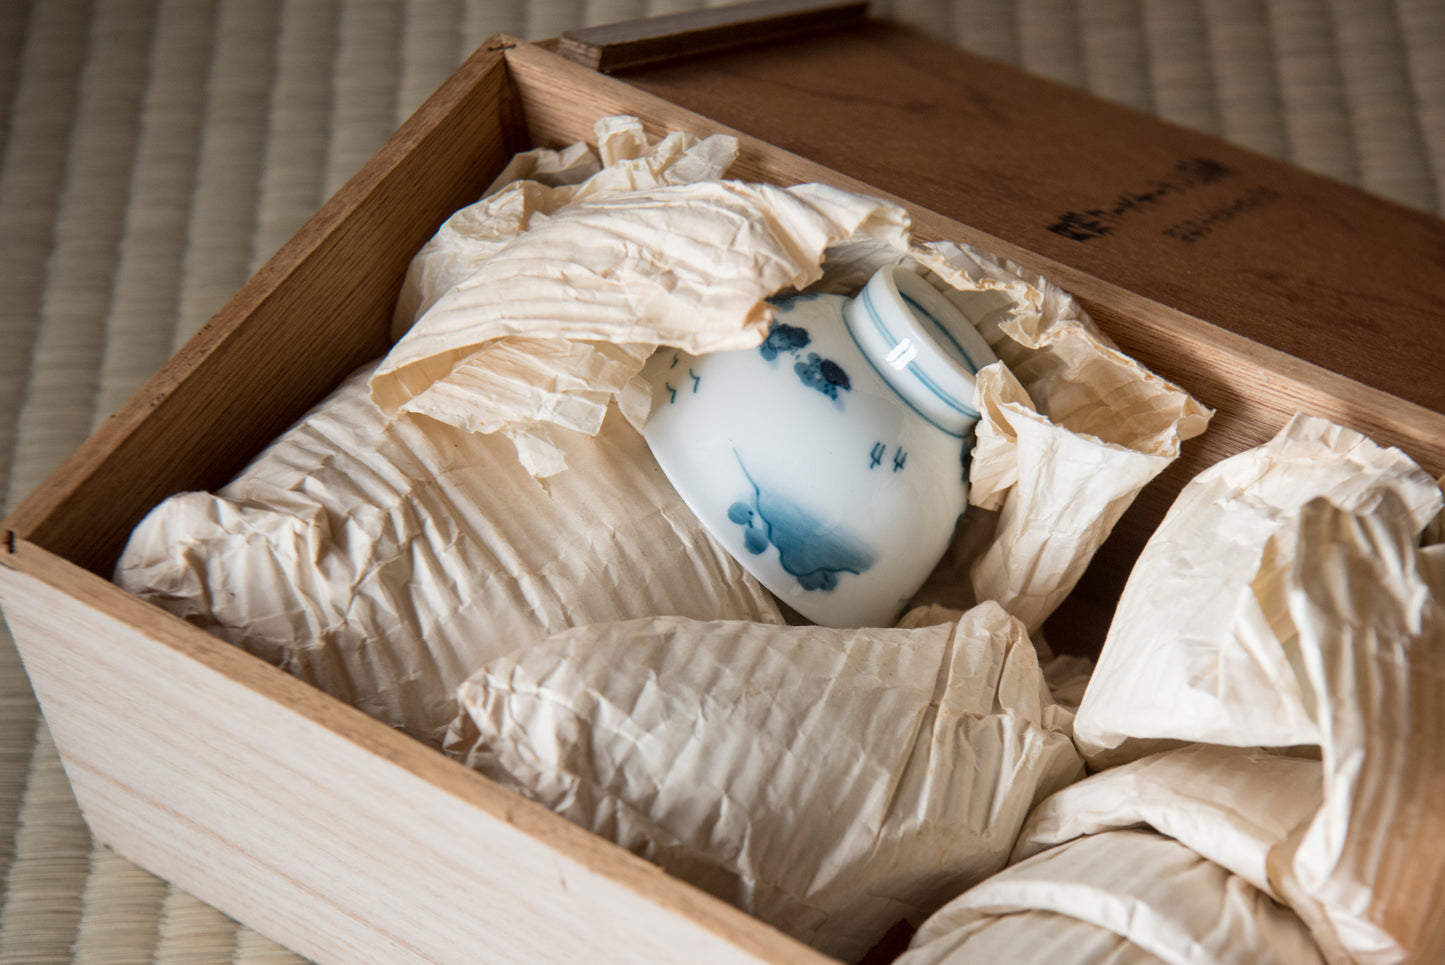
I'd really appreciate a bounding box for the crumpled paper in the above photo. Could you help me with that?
[1017,443,1445,963]
[371,116,910,478]
[1073,414,1443,765]
[898,830,1324,965]
[914,243,1213,631]
[1274,494,1445,963]
[115,366,782,745]
[1013,743,1322,901]
[392,115,729,330]
[445,603,1084,963]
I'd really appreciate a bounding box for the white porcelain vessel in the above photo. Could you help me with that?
[640,265,997,627]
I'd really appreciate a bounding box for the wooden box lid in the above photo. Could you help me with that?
[569,16,1445,422]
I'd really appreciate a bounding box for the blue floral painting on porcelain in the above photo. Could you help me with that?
[641,265,998,628]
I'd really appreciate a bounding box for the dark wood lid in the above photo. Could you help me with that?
[605,23,1445,416]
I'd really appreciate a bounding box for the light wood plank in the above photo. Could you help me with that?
[0,543,831,965]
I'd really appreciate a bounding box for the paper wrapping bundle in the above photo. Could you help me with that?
[115,367,782,744]
[900,422,1445,964]
[116,117,883,744]
[898,830,1324,965]
[115,113,1206,729]
[445,604,1085,962]
[1074,415,1444,765]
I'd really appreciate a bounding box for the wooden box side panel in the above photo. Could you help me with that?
[0,546,830,965]
[3,44,522,578]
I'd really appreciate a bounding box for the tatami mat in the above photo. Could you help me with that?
[1,1,1441,961]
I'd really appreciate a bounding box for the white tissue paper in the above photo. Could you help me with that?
[914,244,1212,632]
[1074,414,1443,765]
[445,603,1084,962]
[898,830,1324,965]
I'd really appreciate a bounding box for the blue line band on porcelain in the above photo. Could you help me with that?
[857,289,982,424]
[899,292,985,375]
[841,299,968,439]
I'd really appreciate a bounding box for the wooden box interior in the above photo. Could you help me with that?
[2,34,1444,965]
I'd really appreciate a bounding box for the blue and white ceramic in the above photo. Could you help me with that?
[640,265,998,628]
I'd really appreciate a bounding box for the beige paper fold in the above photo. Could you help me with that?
[894,910,1161,964]
[115,365,782,745]
[370,117,911,479]
[915,243,1211,468]
[1073,414,1443,765]
[445,604,1084,963]
[899,830,1323,965]
[391,116,734,333]
[1013,744,1323,900]
[924,242,1213,633]
[1271,495,1445,964]
[1028,464,1445,963]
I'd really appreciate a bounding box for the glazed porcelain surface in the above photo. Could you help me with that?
[640,266,997,627]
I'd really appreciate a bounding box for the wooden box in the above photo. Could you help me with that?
[2,23,1443,965]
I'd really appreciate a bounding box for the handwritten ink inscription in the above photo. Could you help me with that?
[1047,157,1278,244]
[1161,186,1281,243]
